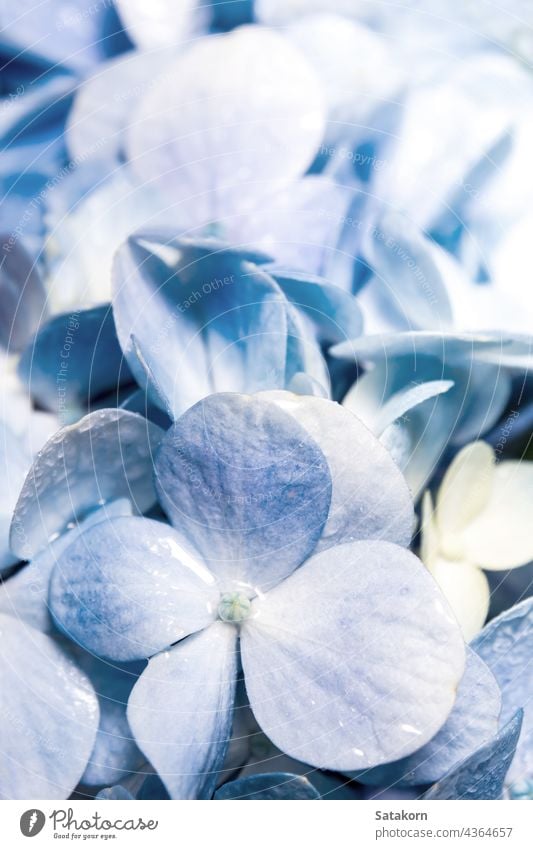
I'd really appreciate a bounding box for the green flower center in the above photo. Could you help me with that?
[217,592,252,624]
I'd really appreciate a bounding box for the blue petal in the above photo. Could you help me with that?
[127,622,238,799]
[126,27,325,222]
[0,614,99,799]
[355,647,501,787]
[472,598,533,788]
[0,419,31,573]
[50,516,219,662]
[0,240,47,352]
[241,540,465,771]
[113,234,323,418]
[258,391,415,549]
[77,655,145,788]
[424,711,523,800]
[268,266,363,345]
[0,499,132,632]
[215,773,320,800]
[9,409,162,560]
[155,393,332,591]
[224,176,352,277]
[18,306,133,415]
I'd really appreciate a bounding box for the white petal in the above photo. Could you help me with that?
[461,460,533,570]
[428,557,490,642]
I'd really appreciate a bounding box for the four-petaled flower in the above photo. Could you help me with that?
[50,392,464,798]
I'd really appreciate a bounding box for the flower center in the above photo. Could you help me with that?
[217,591,252,624]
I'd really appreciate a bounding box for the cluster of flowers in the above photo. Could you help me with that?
[0,0,532,802]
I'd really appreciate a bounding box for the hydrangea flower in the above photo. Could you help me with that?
[420,442,533,640]
[472,597,533,798]
[48,391,465,798]
[44,25,350,310]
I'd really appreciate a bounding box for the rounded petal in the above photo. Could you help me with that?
[364,212,453,332]
[472,598,533,788]
[424,711,523,801]
[50,517,219,662]
[258,391,415,550]
[241,540,465,771]
[127,622,238,799]
[126,27,326,222]
[461,460,533,570]
[66,49,176,165]
[9,409,163,561]
[356,648,501,786]
[155,393,332,591]
[0,499,133,633]
[18,306,133,415]
[0,615,99,799]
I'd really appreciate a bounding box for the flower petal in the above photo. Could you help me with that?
[225,176,352,277]
[77,655,145,788]
[355,648,500,786]
[0,419,31,573]
[155,393,332,591]
[424,711,523,800]
[96,786,134,800]
[50,516,218,662]
[9,409,162,560]
[0,614,99,799]
[426,559,490,643]
[126,27,325,222]
[472,598,533,788]
[215,773,320,800]
[241,540,465,771]
[113,235,304,418]
[0,239,47,353]
[66,49,175,166]
[18,306,133,415]
[267,266,363,346]
[127,622,238,799]
[258,391,415,549]
[363,211,454,332]
[114,0,196,49]
[0,499,133,633]
[436,442,494,537]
